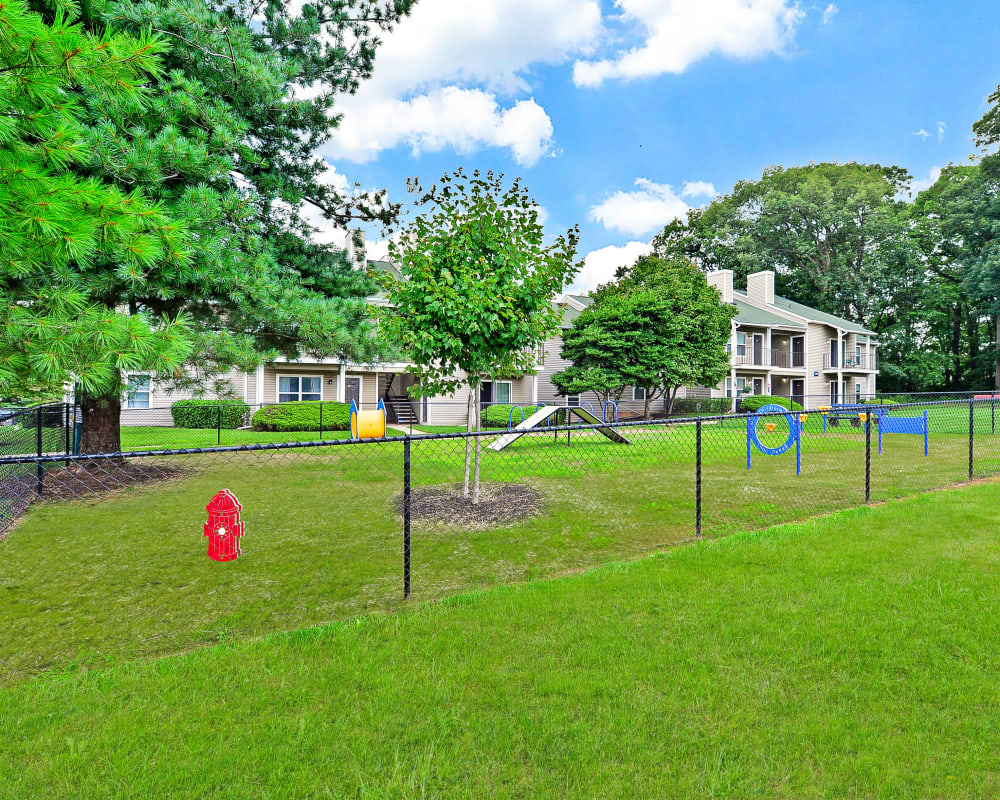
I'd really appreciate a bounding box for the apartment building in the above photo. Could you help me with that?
[708,269,878,407]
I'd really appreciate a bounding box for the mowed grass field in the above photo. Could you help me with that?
[3,412,1000,683]
[3,482,1000,798]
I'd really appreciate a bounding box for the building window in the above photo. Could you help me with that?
[736,332,746,356]
[633,386,646,401]
[830,381,839,405]
[855,382,862,403]
[726,377,732,398]
[278,375,322,403]
[126,375,151,409]
[493,381,513,405]
[566,395,580,406]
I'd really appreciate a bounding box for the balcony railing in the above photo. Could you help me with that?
[823,352,878,370]
[728,346,804,369]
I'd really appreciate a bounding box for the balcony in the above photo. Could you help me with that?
[728,346,804,369]
[822,352,878,371]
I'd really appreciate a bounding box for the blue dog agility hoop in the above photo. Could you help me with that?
[747,403,801,475]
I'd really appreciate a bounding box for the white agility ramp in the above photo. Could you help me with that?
[488,405,631,451]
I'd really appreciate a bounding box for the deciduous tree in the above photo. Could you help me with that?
[382,170,580,502]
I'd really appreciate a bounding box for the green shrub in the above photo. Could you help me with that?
[861,397,898,406]
[251,401,351,432]
[17,405,67,429]
[482,404,542,428]
[737,395,804,413]
[171,399,250,429]
[669,398,731,417]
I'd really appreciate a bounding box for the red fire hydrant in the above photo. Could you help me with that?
[204,489,244,562]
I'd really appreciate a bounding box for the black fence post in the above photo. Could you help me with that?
[992,393,996,435]
[695,417,702,539]
[217,404,222,447]
[403,436,411,599]
[319,402,324,440]
[35,407,43,496]
[864,412,871,504]
[969,399,975,481]
[64,403,71,457]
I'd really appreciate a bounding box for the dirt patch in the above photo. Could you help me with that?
[401,482,544,529]
[0,461,188,539]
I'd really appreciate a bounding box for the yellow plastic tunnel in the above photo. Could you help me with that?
[350,398,386,439]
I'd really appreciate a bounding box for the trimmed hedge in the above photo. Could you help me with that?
[16,405,66,429]
[171,399,250,429]
[482,404,542,428]
[251,401,351,432]
[669,398,731,417]
[861,397,899,406]
[737,395,804,413]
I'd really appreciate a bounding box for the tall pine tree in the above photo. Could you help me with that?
[15,0,414,450]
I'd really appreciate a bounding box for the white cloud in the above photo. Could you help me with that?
[569,241,654,292]
[588,178,695,236]
[914,129,931,141]
[681,180,716,198]
[331,88,554,166]
[326,0,601,164]
[908,166,942,198]
[937,121,947,142]
[822,3,838,24]
[573,0,805,87]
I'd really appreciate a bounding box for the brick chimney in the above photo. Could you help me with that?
[345,229,366,270]
[746,270,775,306]
[707,270,734,304]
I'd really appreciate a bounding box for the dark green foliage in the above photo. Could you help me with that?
[554,256,735,417]
[171,399,250,429]
[251,402,350,432]
[861,398,899,406]
[668,398,732,417]
[16,406,67,430]
[481,405,542,428]
[737,395,804,413]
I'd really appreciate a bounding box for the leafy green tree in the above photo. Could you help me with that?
[382,170,580,502]
[0,0,193,450]
[554,256,735,418]
[653,163,914,330]
[12,0,413,451]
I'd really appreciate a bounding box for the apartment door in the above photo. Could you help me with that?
[753,334,764,365]
[753,377,764,395]
[791,379,804,408]
[829,338,839,368]
[792,337,804,368]
[344,377,360,407]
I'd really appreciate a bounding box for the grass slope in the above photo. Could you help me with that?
[3,482,1000,798]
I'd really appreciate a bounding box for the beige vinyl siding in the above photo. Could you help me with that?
[121,368,248,426]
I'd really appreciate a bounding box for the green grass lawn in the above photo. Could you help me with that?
[3,482,1000,798]
[4,417,1000,683]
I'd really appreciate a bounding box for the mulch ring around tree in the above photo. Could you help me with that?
[0,461,188,541]
[400,482,544,529]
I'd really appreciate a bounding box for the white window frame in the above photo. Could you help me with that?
[277,374,323,403]
[855,382,862,403]
[632,386,647,401]
[125,374,151,409]
[566,395,580,406]
[830,380,838,405]
[736,331,747,356]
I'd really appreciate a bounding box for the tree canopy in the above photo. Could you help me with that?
[4,0,413,450]
[554,256,735,417]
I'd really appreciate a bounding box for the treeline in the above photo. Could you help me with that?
[652,89,1000,393]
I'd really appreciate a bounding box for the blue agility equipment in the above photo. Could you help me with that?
[602,400,618,423]
[747,403,801,475]
[507,405,525,430]
[877,409,928,456]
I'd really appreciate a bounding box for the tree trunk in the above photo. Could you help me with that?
[463,386,474,499]
[666,387,679,416]
[473,395,481,505]
[79,394,123,454]
[643,392,650,420]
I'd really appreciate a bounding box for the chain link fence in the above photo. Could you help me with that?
[2,394,999,680]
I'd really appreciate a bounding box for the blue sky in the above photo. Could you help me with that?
[313,0,1000,291]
